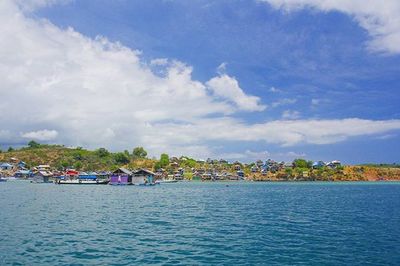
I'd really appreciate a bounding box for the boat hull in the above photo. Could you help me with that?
[57,180,109,185]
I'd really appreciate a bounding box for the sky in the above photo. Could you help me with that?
[0,0,400,164]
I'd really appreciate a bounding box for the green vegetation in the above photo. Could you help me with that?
[28,140,41,149]
[292,158,312,169]
[132,147,147,159]
[0,141,153,171]
[114,152,130,164]
[359,163,400,168]
[154,153,169,170]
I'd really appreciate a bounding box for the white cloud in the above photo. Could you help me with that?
[271,98,297,108]
[147,118,400,147]
[150,58,168,66]
[261,0,400,54]
[311,98,320,106]
[14,0,71,12]
[0,1,400,160]
[217,62,227,74]
[282,110,301,119]
[285,151,306,158]
[21,129,58,141]
[206,74,267,111]
[219,150,270,161]
[269,86,281,93]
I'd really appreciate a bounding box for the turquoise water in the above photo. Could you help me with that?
[1,181,399,265]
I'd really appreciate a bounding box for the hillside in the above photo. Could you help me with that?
[1,143,400,181]
[0,144,155,171]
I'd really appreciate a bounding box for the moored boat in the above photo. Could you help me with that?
[56,179,109,185]
[156,179,178,184]
[56,170,109,185]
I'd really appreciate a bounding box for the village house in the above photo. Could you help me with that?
[36,165,51,171]
[0,163,13,171]
[326,160,341,169]
[233,161,241,171]
[14,170,32,178]
[256,160,264,168]
[312,161,326,169]
[132,169,155,185]
[33,170,54,183]
[251,165,259,173]
[17,161,27,169]
[110,168,132,185]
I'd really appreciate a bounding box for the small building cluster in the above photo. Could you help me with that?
[1,154,342,183]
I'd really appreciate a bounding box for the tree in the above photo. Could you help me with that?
[132,147,147,159]
[61,160,69,169]
[73,161,83,170]
[285,168,293,177]
[73,150,84,161]
[159,153,170,168]
[28,140,41,148]
[114,152,130,164]
[293,158,312,169]
[95,148,110,158]
[154,161,162,171]
[7,147,14,152]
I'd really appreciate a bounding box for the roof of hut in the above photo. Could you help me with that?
[113,167,132,175]
[134,168,155,176]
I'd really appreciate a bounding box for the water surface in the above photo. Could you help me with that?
[1,181,399,265]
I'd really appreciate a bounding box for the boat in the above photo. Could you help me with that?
[156,179,178,184]
[56,171,109,185]
[56,179,109,185]
[0,178,7,182]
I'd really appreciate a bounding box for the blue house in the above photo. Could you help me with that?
[312,161,325,169]
[14,170,32,178]
[132,169,155,185]
[17,161,27,169]
[0,163,13,170]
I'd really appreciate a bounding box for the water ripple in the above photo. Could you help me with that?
[0,181,399,265]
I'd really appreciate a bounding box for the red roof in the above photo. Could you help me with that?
[66,169,79,176]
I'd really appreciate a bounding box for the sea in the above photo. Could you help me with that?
[0,181,399,265]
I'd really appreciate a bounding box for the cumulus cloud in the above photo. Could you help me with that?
[1,0,400,159]
[219,150,306,162]
[206,74,267,111]
[261,0,400,54]
[21,129,58,141]
[147,118,400,147]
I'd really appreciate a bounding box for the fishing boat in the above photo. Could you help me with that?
[56,179,109,185]
[57,172,109,185]
[156,179,178,184]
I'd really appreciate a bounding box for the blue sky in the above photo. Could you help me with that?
[1,0,400,163]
